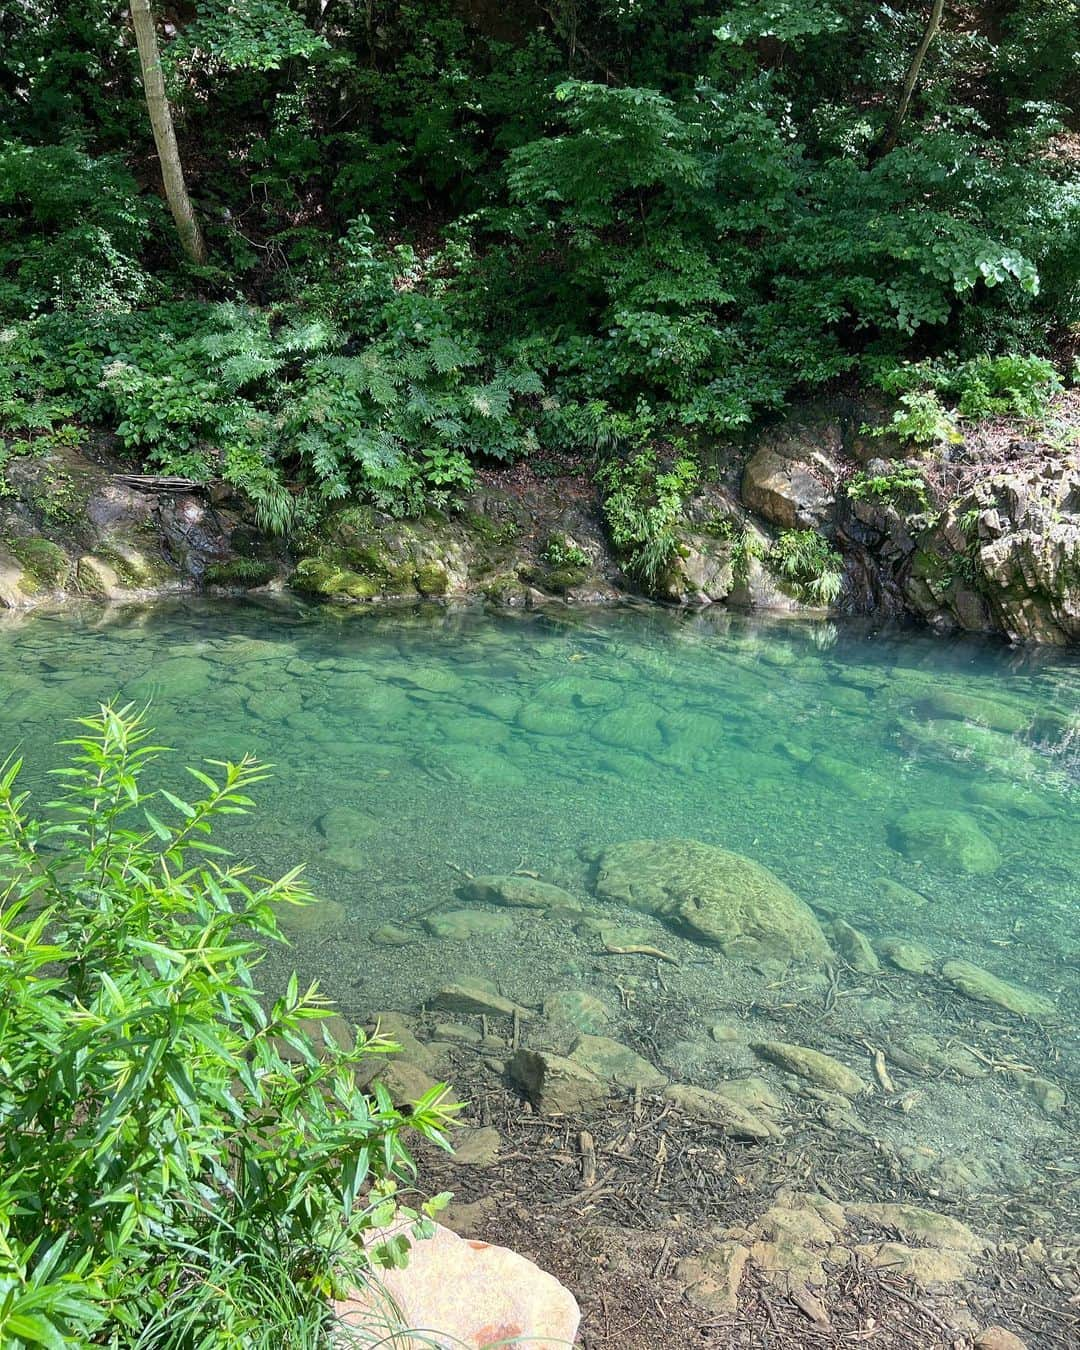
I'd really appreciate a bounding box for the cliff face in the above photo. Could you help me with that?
[905,463,1080,645]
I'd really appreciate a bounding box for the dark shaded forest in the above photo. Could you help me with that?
[2,2,1078,530]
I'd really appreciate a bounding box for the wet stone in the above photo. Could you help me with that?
[542,989,612,1034]
[424,909,514,940]
[891,808,1001,875]
[594,838,832,962]
[939,959,1055,1018]
[878,937,936,974]
[752,1041,866,1096]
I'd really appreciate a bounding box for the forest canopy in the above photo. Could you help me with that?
[1,1,1078,526]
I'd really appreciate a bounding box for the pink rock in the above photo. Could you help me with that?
[333,1221,581,1349]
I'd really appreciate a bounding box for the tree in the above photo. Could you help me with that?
[871,0,947,162]
[129,0,207,263]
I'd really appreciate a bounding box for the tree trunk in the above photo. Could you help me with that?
[129,0,207,264]
[871,0,946,162]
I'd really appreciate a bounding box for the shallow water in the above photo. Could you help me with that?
[2,597,1078,1250]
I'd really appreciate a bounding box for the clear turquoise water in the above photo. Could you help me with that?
[1,597,1077,1238]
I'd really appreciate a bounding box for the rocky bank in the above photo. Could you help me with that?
[2,398,1079,644]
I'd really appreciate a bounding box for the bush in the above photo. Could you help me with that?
[597,448,698,589]
[770,529,844,605]
[0,704,458,1348]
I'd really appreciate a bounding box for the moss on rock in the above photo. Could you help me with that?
[204,558,278,588]
[416,562,450,595]
[292,557,379,600]
[8,536,71,593]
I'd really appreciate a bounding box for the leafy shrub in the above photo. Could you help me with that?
[0,704,458,1348]
[0,143,158,318]
[874,354,1063,421]
[597,449,698,589]
[847,465,931,511]
[770,529,844,605]
[540,534,588,568]
[866,390,963,446]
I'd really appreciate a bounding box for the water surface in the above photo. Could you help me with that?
[2,598,1077,1249]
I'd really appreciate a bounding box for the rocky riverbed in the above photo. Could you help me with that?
[268,840,1077,1349]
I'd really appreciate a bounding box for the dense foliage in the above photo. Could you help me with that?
[0,704,457,1347]
[1,1,1078,524]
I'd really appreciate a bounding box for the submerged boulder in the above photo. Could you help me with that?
[939,959,1054,1018]
[890,808,1000,875]
[460,874,583,910]
[593,839,832,963]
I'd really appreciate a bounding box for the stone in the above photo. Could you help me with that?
[1012,1072,1066,1115]
[917,689,1030,733]
[76,554,125,599]
[271,897,347,934]
[744,1194,846,1291]
[714,1075,784,1116]
[890,808,1000,875]
[433,1022,483,1046]
[366,1013,441,1075]
[975,1328,1029,1350]
[809,754,875,799]
[855,1241,970,1285]
[373,1057,442,1107]
[872,877,930,910]
[676,1241,749,1314]
[453,1125,502,1167]
[319,804,379,850]
[398,666,463,694]
[940,959,1054,1018]
[878,937,935,974]
[246,687,302,720]
[828,919,879,972]
[741,446,834,531]
[590,704,663,753]
[424,910,514,940]
[846,1202,985,1254]
[431,981,531,1020]
[904,461,1080,644]
[370,924,416,947]
[593,839,832,962]
[752,1041,866,1096]
[663,1084,781,1140]
[333,1221,580,1350]
[568,1035,666,1092]
[542,989,612,1033]
[967,780,1057,819]
[516,702,580,737]
[509,1047,607,1114]
[710,1024,741,1044]
[461,874,583,910]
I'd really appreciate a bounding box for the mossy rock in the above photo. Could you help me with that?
[292,558,379,600]
[890,808,1000,875]
[204,558,277,588]
[8,536,71,592]
[416,562,450,595]
[594,838,833,963]
[917,688,1031,734]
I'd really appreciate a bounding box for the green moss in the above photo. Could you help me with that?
[292,558,379,599]
[543,566,589,593]
[204,558,278,589]
[464,512,519,546]
[9,536,71,591]
[416,562,450,596]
